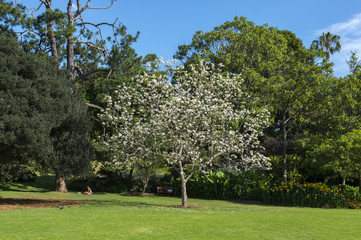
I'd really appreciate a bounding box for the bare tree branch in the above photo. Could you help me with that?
[74,0,91,18]
[74,21,115,28]
[28,3,43,17]
[86,0,115,10]
[86,103,104,111]
[76,40,108,53]
[74,0,115,18]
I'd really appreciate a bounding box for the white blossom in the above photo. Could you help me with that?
[99,60,270,206]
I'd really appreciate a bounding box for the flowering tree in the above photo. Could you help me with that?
[100,61,270,207]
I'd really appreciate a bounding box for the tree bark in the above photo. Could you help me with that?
[179,162,188,207]
[342,176,346,185]
[42,0,59,60]
[142,179,149,193]
[67,1,75,85]
[180,172,188,207]
[55,174,68,192]
[282,114,288,183]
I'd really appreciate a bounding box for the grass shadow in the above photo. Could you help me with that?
[82,198,167,208]
[0,176,54,193]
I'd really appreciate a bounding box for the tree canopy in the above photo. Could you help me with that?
[100,60,271,206]
[0,35,93,191]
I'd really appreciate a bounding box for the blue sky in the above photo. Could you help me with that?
[28,0,361,77]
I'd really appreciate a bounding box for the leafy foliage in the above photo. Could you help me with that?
[0,35,93,187]
[175,16,327,183]
[261,181,351,208]
[175,169,273,200]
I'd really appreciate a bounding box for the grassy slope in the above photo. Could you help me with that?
[1,177,360,240]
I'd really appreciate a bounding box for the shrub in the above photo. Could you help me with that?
[173,169,273,200]
[261,181,355,208]
[336,184,361,207]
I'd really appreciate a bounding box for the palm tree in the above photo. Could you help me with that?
[313,32,341,60]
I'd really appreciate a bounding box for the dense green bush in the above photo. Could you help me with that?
[336,184,361,206]
[172,169,273,200]
[261,181,358,208]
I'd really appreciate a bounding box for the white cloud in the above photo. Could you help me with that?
[317,13,361,36]
[315,13,361,77]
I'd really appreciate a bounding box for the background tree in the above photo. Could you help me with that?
[0,0,139,90]
[0,0,27,36]
[175,17,325,182]
[346,50,361,75]
[299,52,361,184]
[22,0,118,84]
[309,129,361,191]
[312,32,341,61]
[0,0,150,187]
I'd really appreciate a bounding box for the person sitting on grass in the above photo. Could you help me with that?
[82,185,92,195]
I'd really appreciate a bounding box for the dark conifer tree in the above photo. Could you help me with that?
[0,35,93,191]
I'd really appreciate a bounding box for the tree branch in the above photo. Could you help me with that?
[28,3,43,17]
[86,102,104,111]
[74,21,115,28]
[74,0,116,18]
[76,40,106,51]
[87,0,115,10]
[74,68,111,83]
[185,168,196,182]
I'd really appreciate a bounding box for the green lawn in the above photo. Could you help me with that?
[1,177,360,240]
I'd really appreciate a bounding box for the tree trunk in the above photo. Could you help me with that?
[179,163,188,207]
[180,172,188,207]
[55,174,68,192]
[67,1,75,85]
[342,176,346,185]
[282,115,288,183]
[142,179,149,193]
[44,0,59,59]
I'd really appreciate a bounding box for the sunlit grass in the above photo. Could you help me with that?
[1,178,361,239]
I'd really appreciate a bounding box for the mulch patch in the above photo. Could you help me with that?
[0,198,85,210]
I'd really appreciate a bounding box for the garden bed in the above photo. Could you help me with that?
[0,198,84,210]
